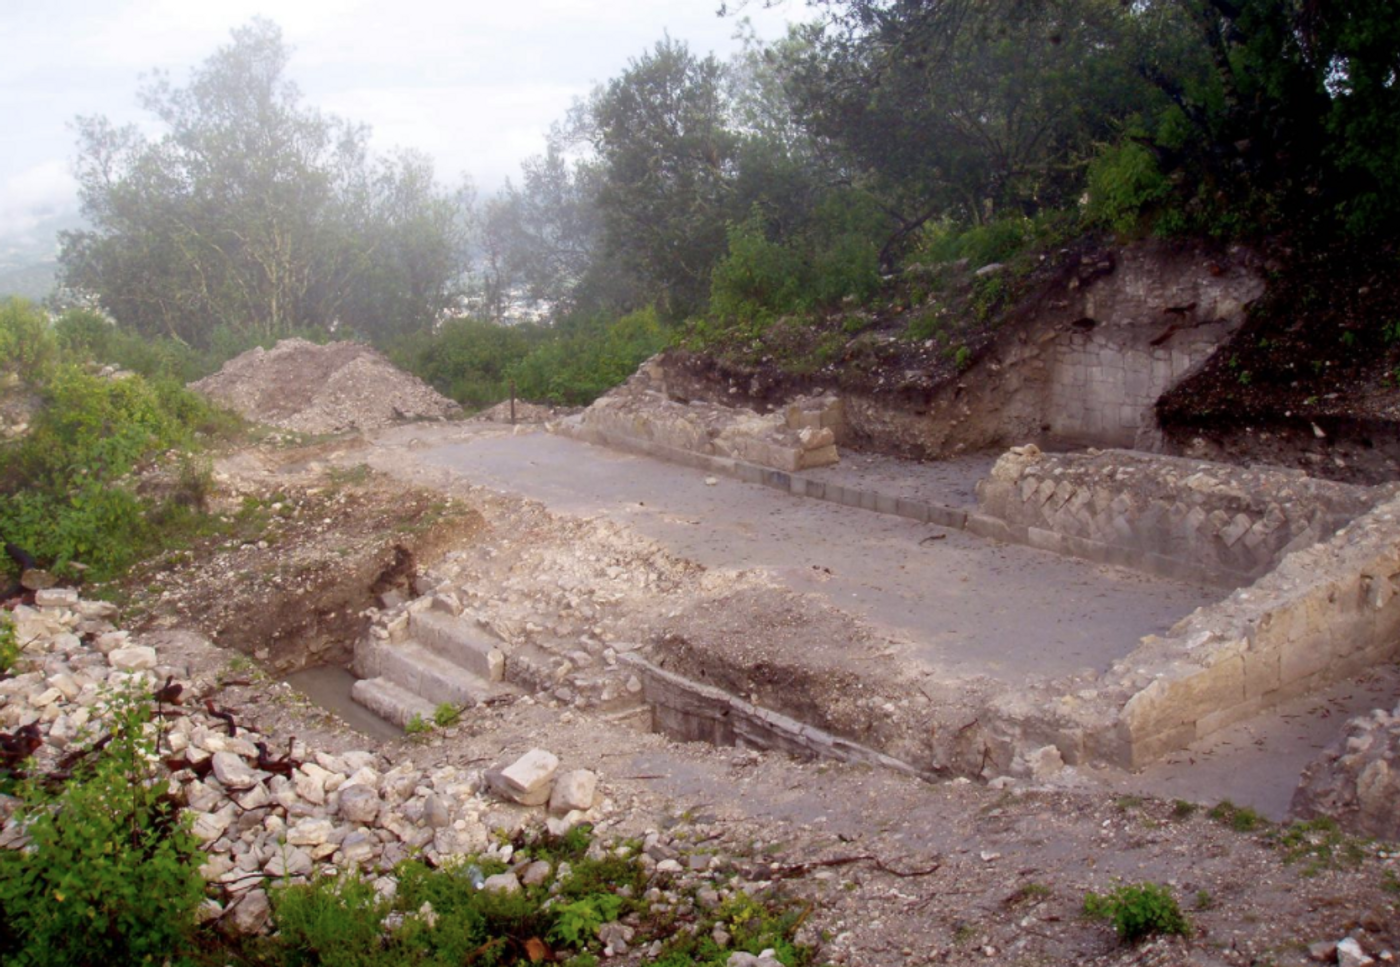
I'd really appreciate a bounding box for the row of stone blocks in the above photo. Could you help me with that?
[555,424,970,530]
[351,610,508,728]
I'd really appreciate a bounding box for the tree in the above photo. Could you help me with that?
[783,0,1146,256]
[60,19,468,349]
[582,37,738,317]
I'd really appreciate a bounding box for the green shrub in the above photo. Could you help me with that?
[915,218,1029,268]
[1085,140,1172,236]
[270,872,398,967]
[1083,882,1190,944]
[0,686,205,965]
[0,298,57,383]
[709,212,806,325]
[0,364,228,579]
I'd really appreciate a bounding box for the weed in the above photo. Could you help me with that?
[1114,795,1144,812]
[1272,817,1367,875]
[327,462,373,487]
[432,703,463,728]
[1083,882,1190,944]
[1208,800,1269,833]
[1194,889,1214,910]
[953,345,973,371]
[404,713,433,735]
[1382,869,1399,895]
[1007,882,1053,906]
[1172,799,1198,819]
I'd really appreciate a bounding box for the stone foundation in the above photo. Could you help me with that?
[1111,492,1400,766]
[973,446,1391,587]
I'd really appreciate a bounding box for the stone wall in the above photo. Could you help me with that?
[1113,493,1400,766]
[568,358,843,473]
[972,446,1389,587]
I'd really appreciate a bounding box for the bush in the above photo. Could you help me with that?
[0,365,228,579]
[0,298,57,383]
[1085,140,1173,236]
[54,309,212,383]
[0,687,205,965]
[709,212,806,325]
[1083,882,1190,944]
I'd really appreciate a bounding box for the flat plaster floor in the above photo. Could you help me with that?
[413,427,1217,684]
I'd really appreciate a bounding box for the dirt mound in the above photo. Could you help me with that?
[191,339,460,433]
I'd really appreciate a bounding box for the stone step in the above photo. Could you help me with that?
[355,639,495,708]
[409,610,506,683]
[349,677,436,730]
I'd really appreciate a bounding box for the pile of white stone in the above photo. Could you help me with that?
[0,589,604,936]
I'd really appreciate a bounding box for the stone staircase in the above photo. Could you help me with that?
[351,609,513,728]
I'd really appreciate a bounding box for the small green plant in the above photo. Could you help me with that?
[1208,799,1269,833]
[432,703,463,728]
[1172,799,1198,819]
[404,713,433,735]
[1194,889,1214,910]
[1382,869,1400,895]
[1114,795,1144,812]
[549,894,625,948]
[953,345,973,370]
[1083,882,1190,944]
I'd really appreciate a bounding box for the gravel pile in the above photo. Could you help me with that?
[190,339,460,434]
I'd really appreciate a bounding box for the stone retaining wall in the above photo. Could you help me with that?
[572,358,842,473]
[1113,493,1400,766]
[973,446,1389,587]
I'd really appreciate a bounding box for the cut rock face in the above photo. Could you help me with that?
[1292,701,1400,841]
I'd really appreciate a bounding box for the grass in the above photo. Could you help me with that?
[1271,817,1368,876]
[1208,799,1269,833]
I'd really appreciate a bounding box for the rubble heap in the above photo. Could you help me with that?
[190,339,460,434]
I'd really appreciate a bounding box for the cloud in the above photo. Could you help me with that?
[0,161,78,244]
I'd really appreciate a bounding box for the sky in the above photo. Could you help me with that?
[0,0,796,252]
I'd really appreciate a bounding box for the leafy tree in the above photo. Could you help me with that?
[784,0,1146,258]
[581,37,738,317]
[60,19,468,349]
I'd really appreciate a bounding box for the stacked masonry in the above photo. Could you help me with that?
[352,607,511,726]
[973,446,1392,587]
[562,357,844,474]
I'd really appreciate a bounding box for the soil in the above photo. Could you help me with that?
[111,437,483,673]
[101,429,1400,967]
[1159,239,1400,484]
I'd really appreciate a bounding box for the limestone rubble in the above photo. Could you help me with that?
[0,591,612,935]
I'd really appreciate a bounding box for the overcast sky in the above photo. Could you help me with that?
[0,0,796,249]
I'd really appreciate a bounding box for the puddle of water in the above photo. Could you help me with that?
[284,666,404,743]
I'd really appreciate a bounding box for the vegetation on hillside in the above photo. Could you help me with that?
[0,298,239,582]
[37,2,1395,412]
